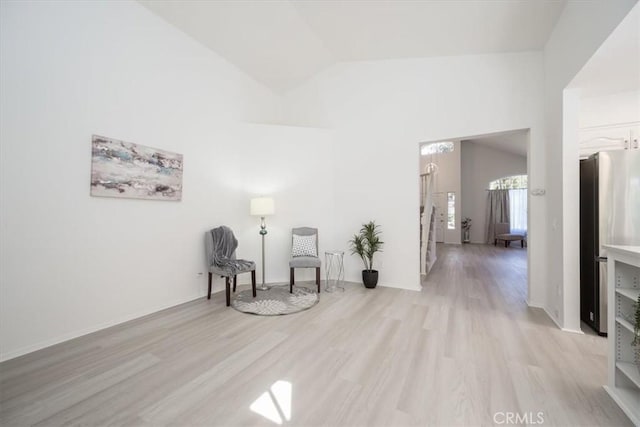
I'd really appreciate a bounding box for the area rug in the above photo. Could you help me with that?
[231,284,319,316]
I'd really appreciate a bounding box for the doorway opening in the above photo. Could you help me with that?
[564,4,639,335]
[419,129,531,303]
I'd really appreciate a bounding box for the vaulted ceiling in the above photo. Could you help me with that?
[569,3,640,98]
[139,0,567,92]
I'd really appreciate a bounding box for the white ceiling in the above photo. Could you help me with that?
[463,129,528,157]
[139,0,567,92]
[569,3,640,98]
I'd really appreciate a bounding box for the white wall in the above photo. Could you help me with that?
[0,1,335,360]
[283,52,547,301]
[542,0,637,331]
[460,143,527,244]
[579,90,640,128]
[229,124,336,287]
[5,0,633,361]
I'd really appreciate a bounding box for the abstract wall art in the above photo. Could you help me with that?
[90,135,183,201]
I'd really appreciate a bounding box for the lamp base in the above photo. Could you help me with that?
[257,284,270,291]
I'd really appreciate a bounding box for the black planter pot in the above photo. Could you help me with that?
[362,270,379,288]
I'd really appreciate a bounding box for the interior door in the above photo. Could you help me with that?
[434,193,445,243]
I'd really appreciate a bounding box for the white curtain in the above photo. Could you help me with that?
[509,188,527,235]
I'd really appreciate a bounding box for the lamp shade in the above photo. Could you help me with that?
[250,197,275,216]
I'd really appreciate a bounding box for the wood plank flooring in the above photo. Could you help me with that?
[0,244,631,426]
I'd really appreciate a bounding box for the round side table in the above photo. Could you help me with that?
[324,251,345,292]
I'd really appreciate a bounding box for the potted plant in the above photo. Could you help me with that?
[462,217,472,243]
[633,294,640,374]
[349,221,384,288]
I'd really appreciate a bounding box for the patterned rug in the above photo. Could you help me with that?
[231,284,319,316]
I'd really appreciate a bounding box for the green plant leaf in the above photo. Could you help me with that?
[348,234,367,270]
[350,221,384,271]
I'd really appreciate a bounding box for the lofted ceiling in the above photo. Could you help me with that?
[139,0,567,92]
[569,3,640,98]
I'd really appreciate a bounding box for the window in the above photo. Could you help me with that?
[421,141,454,156]
[447,192,455,229]
[489,175,527,234]
[489,174,527,190]
[509,188,527,235]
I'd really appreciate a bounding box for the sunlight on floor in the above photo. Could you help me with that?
[250,380,292,424]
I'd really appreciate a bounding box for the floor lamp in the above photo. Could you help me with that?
[250,197,275,291]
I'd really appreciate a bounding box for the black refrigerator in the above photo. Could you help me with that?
[580,150,640,336]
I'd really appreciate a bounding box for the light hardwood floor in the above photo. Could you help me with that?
[0,244,631,426]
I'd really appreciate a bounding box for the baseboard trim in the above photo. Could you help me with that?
[342,275,422,292]
[537,306,584,334]
[561,327,584,334]
[543,306,563,330]
[0,293,204,362]
[526,298,543,308]
[528,301,566,331]
[378,282,422,291]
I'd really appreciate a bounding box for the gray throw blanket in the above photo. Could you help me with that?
[210,226,255,277]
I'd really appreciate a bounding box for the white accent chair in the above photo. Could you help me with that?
[289,227,321,293]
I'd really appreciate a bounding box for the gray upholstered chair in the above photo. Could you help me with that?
[494,222,525,248]
[289,227,321,293]
[205,226,256,306]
